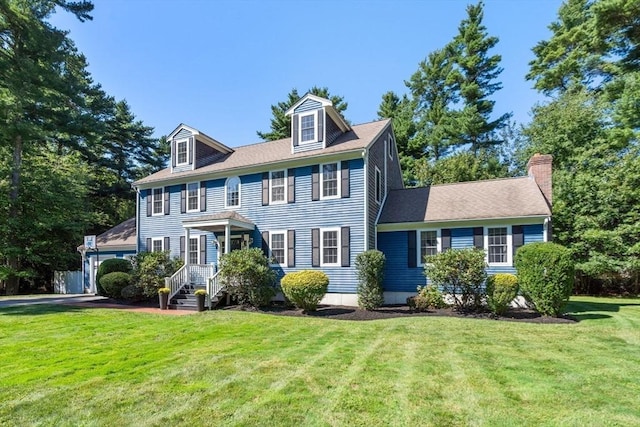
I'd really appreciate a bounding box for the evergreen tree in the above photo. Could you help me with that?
[257,87,348,141]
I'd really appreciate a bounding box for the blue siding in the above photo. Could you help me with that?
[294,141,324,153]
[175,129,191,139]
[294,99,322,114]
[524,224,544,244]
[172,129,193,173]
[378,231,425,292]
[451,228,474,249]
[139,158,366,294]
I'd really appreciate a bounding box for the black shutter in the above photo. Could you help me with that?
[164,187,170,215]
[473,227,484,249]
[408,230,417,268]
[180,184,186,213]
[146,238,152,252]
[188,137,194,165]
[146,189,151,217]
[287,230,295,267]
[180,236,185,261]
[512,225,524,258]
[311,165,320,201]
[262,172,269,206]
[341,161,350,198]
[171,139,176,168]
[200,181,206,212]
[200,235,206,264]
[287,168,295,203]
[164,237,170,252]
[341,227,350,267]
[441,229,451,251]
[317,110,324,143]
[312,228,320,267]
[261,231,269,258]
[292,114,299,147]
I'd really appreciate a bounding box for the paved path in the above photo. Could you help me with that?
[0,294,194,315]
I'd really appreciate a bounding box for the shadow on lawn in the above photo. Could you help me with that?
[565,299,640,321]
[0,304,88,316]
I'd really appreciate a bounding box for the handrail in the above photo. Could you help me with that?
[206,271,224,309]
[165,264,216,302]
[165,264,188,302]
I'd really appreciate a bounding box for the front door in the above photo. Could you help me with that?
[217,237,245,264]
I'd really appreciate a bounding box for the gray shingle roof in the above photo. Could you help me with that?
[134,120,390,186]
[78,217,136,251]
[182,211,253,224]
[378,177,551,224]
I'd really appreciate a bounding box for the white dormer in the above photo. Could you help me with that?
[167,124,234,173]
[285,94,350,154]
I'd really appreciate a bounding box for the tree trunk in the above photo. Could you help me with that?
[5,134,23,295]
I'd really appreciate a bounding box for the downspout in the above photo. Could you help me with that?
[362,149,368,250]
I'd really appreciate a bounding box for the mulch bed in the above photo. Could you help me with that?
[223,304,577,324]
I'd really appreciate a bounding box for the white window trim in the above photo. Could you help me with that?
[375,166,382,204]
[484,226,513,266]
[151,187,164,216]
[224,176,241,209]
[151,237,164,252]
[269,170,287,204]
[188,236,200,265]
[417,229,441,267]
[320,227,341,267]
[299,111,318,144]
[320,162,341,200]
[175,138,189,166]
[269,230,287,266]
[388,136,394,160]
[186,182,200,213]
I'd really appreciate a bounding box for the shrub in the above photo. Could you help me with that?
[412,285,447,312]
[280,270,329,312]
[219,248,276,307]
[486,273,519,315]
[121,284,144,301]
[515,242,575,316]
[355,250,386,310]
[99,272,132,299]
[96,258,132,296]
[424,248,487,311]
[131,251,183,298]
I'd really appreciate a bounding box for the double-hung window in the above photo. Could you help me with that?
[270,170,286,203]
[152,188,163,215]
[151,238,163,253]
[176,139,188,165]
[188,237,199,265]
[321,229,339,266]
[321,163,339,198]
[270,232,286,265]
[487,227,508,264]
[419,230,439,265]
[225,177,240,208]
[186,182,199,212]
[388,136,394,159]
[300,113,315,142]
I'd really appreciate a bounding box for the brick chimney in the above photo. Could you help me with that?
[527,154,553,206]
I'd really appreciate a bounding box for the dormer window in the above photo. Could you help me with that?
[176,139,188,165]
[300,113,315,142]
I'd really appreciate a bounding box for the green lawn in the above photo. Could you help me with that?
[0,297,639,426]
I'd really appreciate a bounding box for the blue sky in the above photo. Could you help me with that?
[52,0,563,147]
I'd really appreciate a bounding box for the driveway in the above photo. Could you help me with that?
[0,294,107,308]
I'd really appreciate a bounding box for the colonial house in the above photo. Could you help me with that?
[82,94,552,309]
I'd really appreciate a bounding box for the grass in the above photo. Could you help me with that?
[0,297,639,426]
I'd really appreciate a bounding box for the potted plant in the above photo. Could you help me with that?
[158,287,170,310]
[194,289,207,312]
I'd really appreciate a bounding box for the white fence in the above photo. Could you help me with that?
[53,271,83,294]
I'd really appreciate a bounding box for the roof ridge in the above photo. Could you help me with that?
[427,176,531,189]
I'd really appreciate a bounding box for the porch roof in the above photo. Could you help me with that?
[182,211,255,232]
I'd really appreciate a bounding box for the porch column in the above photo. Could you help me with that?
[225,224,231,254]
[185,227,191,265]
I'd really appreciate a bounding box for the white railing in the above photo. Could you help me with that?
[206,271,224,309]
[165,264,216,302]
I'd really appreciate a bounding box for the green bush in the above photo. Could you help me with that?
[96,258,132,296]
[120,284,144,301]
[280,270,329,312]
[219,248,276,307]
[515,242,575,316]
[355,250,386,310]
[100,272,132,299]
[412,285,447,311]
[486,273,519,315]
[424,248,487,311]
[131,251,183,298]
